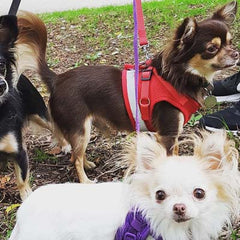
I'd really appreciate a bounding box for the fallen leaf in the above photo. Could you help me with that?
[5,204,20,215]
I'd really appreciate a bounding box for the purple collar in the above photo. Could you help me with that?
[115,209,163,240]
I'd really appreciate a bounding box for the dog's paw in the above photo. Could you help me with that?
[87,179,96,184]
[20,185,32,201]
[61,144,72,154]
[84,160,96,170]
[47,146,62,155]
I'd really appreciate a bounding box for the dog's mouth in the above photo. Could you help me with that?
[212,64,235,70]
[173,216,191,223]
[212,61,238,70]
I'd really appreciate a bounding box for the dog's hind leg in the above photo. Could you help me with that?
[69,117,95,183]
[14,149,32,200]
[28,114,51,131]
[52,124,71,154]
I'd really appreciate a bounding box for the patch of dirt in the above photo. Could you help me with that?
[0,14,240,240]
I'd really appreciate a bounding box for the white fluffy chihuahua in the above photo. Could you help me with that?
[9,131,240,240]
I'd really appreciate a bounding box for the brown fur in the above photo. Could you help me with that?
[16,2,239,182]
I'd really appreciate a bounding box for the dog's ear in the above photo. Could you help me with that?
[176,17,197,45]
[174,18,198,63]
[194,130,238,170]
[172,18,197,63]
[212,1,237,25]
[0,15,18,45]
[133,133,167,171]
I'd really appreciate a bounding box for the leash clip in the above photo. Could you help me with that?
[141,44,150,60]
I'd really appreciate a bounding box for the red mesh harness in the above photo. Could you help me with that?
[122,62,201,131]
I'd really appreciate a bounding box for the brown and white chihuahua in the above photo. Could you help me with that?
[16,1,239,183]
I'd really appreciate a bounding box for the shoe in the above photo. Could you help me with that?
[199,101,240,133]
[213,71,240,102]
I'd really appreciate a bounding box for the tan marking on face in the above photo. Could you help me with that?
[0,133,18,153]
[187,54,216,81]
[211,37,221,48]
[188,45,237,81]
[226,32,232,44]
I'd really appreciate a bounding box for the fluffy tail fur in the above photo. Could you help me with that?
[16,11,55,92]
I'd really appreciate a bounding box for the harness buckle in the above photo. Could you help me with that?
[141,67,153,81]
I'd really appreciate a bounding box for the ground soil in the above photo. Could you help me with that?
[0,17,240,239]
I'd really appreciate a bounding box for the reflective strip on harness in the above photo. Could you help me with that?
[126,70,148,131]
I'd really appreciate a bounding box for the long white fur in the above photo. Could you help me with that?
[9,131,240,240]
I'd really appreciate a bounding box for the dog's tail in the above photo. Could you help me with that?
[16,11,55,92]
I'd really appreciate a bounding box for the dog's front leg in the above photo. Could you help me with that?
[14,149,32,200]
[155,135,178,155]
[152,102,184,155]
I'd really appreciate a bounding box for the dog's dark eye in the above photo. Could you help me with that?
[193,188,205,200]
[206,45,218,54]
[0,61,6,75]
[155,190,166,201]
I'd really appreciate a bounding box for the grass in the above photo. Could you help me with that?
[33,149,58,163]
[0,204,19,240]
[40,0,228,24]
[2,0,240,239]
[231,230,240,240]
[41,0,240,71]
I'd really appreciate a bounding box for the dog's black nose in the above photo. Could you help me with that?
[173,203,186,216]
[0,79,7,96]
[232,50,239,60]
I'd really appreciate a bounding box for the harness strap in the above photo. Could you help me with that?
[139,67,152,120]
[115,209,163,240]
[122,64,201,131]
[8,0,21,15]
